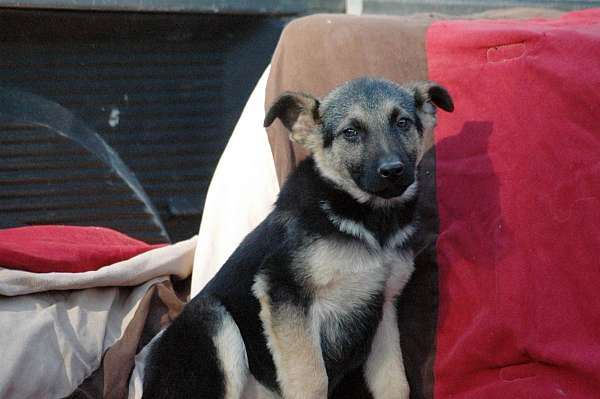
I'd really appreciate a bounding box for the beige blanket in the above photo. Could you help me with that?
[0,236,196,399]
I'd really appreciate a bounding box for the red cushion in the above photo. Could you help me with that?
[428,9,600,398]
[0,226,164,273]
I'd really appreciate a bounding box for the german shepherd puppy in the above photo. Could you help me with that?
[142,77,453,399]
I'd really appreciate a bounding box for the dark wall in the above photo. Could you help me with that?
[0,9,284,242]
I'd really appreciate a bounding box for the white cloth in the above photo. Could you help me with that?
[191,66,280,298]
[0,236,196,399]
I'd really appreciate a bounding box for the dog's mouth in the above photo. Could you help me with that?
[354,176,414,200]
[349,166,415,201]
[368,183,412,199]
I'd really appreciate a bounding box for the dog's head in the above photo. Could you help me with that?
[264,77,453,205]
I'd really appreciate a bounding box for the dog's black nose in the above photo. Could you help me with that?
[378,161,404,178]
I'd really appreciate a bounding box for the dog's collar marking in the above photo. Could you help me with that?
[320,200,416,251]
[320,201,380,249]
[385,224,416,250]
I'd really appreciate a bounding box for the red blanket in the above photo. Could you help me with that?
[0,226,163,273]
[429,9,600,398]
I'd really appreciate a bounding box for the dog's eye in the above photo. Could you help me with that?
[342,127,358,140]
[396,118,411,130]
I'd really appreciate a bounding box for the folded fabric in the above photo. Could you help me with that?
[1,278,163,399]
[0,237,196,399]
[0,235,195,296]
[0,225,165,273]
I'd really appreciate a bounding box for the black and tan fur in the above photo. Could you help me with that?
[142,77,453,399]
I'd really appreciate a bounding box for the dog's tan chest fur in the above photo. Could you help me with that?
[302,237,414,358]
[304,236,414,300]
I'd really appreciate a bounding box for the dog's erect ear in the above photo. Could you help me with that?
[264,92,320,146]
[406,81,453,145]
[408,81,454,114]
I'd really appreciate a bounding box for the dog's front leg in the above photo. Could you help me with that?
[364,301,409,399]
[258,299,328,399]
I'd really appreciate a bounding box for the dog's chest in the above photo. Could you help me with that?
[302,237,414,378]
[302,236,414,309]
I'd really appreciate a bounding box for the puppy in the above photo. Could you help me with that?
[142,77,453,399]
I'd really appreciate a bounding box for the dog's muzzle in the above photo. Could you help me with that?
[354,160,415,200]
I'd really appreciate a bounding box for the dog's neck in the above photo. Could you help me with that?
[276,157,418,249]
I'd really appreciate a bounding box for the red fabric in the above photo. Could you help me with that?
[428,9,600,399]
[0,226,164,273]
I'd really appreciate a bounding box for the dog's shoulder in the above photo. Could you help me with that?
[198,160,326,306]
[275,157,338,237]
[202,212,286,297]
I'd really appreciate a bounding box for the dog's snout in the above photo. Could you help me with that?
[378,161,404,179]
